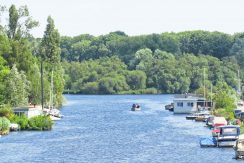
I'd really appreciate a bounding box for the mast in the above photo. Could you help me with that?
[41,59,44,111]
[238,70,241,93]
[203,68,206,109]
[49,70,54,109]
[210,83,213,111]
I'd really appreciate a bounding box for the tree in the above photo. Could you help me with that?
[126,70,146,90]
[40,16,64,106]
[41,16,61,64]
[7,5,38,40]
[5,65,29,106]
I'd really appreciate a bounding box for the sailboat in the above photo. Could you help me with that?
[43,70,63,121]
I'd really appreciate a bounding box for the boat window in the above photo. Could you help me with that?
[177,102,183,107]
[187,102,194,107]
[222,128,237,135]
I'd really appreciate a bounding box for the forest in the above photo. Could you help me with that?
[0,4,244,108]
[61,31,244,94]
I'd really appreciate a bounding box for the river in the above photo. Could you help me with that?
[0,95,237,162]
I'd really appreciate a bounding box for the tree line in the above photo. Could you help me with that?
[61,31,243,94]
[0,5,64,107]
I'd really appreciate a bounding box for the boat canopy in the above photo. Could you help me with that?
[213,117,227,126]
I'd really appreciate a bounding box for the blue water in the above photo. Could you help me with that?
[0,95,237,162]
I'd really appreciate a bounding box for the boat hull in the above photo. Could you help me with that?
[186,116,196,120]
[131,107,141,111]
[218,140,236,147]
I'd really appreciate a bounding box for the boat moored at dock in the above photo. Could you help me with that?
[172,94,213,114]
[234,134,244,159]
[217,125,240,147]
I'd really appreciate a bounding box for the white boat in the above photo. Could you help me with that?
[10,123,19,131]
[173,94,207,114]
[49,115,61,121]
[217,125,240,147]
[234,134,244,159]
[45,71,63,120]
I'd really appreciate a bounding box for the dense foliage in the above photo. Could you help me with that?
[9,114,52,130]
[28,115,52,130]
[1,4,244,98]
[60,31,244,94]
[63,50,240,94]
[0,5,64,107]
[0,117,10,134]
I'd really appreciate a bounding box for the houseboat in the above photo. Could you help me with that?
[13,106,43,118]
[173,94,212,114]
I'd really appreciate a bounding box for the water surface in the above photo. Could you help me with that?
[0,95,237,162]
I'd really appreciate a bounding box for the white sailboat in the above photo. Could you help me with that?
[45,70,62,121]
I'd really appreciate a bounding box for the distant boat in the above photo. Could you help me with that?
[131,104,141,111]
[165,103,174,111]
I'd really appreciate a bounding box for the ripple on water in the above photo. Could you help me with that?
[0,95,237,163]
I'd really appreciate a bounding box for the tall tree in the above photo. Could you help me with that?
[7,5,38,40]
[40,16,64,107]
[41,16,61,64]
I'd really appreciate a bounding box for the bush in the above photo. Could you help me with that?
[9,114,29,130]
[0,105,13,118]
[28,115,53,130]
[0,117,10,135]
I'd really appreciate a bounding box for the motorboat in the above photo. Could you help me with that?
[195,112,211,122]
[131,104,141,111]
[165,103,174,111]
[234,134,244,159]
[186,113,198,120]
[217,125,240,147]
[186,111,210,121]
[212,123,225,137]
[49,115,61,121]
[10,123,19,131]
[207,116,227,128]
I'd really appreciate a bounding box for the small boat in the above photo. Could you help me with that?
[186,111,210,121]
[165,103,174,111]
[131,104,141,111]
[10,123,19,131]
[212,124,224,137]
[49,115,61,121]
[217,125,240,147]
[186,113,198,120]
[234,134,244,159]
[207,116,227,128]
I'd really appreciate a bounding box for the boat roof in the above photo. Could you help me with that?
[220,125,240,129]
[173,97,205,101]
[213,117,227,124]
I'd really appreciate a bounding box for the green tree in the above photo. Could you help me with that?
[5,65,29,106]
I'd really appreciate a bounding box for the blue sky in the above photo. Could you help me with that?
[1,0,244,37]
